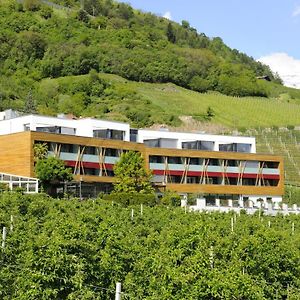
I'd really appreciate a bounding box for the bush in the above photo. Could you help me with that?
[160,191,181,207]
[103,192,157,207]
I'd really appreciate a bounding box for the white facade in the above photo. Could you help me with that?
[137,129,256,153]
[0,113,130,141]
[0,110,255,153]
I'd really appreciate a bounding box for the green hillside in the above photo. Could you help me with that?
[22,73,300,129]
[1,0,300,119]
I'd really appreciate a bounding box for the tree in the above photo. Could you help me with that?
[181,20,190,29]
[35,156,73,191]
[23,0,40,11]
[205,106,215,121]
[113,151,154,194]
[33,142,48,161]
[24,89,36,114]
[166,22,176,43]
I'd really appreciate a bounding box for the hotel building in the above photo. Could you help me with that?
[0,110,283,205]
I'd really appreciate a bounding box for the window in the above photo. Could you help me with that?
[242,178,256,186]
[264,161,279,168]
[182,141,198,149]
[105,148,118,157]
[93,129,107,139]
[227,160,239,167]
[130,129,138,142]
[36,126,59,134]
[144,139,160,148]
[61,144,75,153]
[219,143,234,152]
[84,146,96,155]
[208,159,219,166]
[149,156,164,163]
[187,176,199,184]
[200,141,214,151]
[169,175,181,183]
[93,129,124,140]
[190,158,203,165]
[236,143,251,153]
[168,156,183,164]
[182,140,214,151]
[219,143,252,153]
[205,195,216,206]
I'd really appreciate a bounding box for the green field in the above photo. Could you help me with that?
[47,73,300,129]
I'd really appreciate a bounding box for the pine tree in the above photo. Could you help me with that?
[166,22,176,43]
[24,89,36,114]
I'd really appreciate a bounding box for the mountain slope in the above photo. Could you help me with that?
[0,0,300,128]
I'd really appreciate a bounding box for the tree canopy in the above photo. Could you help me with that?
[35,156,73,190]
[113,151,154,194]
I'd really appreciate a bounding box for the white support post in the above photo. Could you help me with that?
[10,215,13,232]
[115,282,121,300]
[209,246,214,269]
[131,209,134,221]
[231,217,234,233]
[292,222,295,235]
[2,227,7,249]
[140,204,143,216]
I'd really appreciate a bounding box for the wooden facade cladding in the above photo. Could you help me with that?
[0,131,284,196]
[0,132,33,177]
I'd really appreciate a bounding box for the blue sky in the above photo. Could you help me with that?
[125,0,299,59]
[121,0,300,87]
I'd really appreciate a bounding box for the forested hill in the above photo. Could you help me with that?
[0,0,299,126]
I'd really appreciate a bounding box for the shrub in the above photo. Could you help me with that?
[160,191,181,207]
[103,192,157,207]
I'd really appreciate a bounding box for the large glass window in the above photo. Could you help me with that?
[84,146,96,155]
[219,143,234,152]
[190,158,203,165]
[105,148,118,157]
[182,140,214,151]
[182,141,198,149]
[93,129,107,139]
[130,129,138,142]
[93,129,124,140]
[168,156,183,164]
[264,161,279,168]
[169,175,181,183]
[149,156,164,163]
[219,143,252,153]
[144,139,160,148]
[236,143,251,153]
[36,126,58,134]
[61,143,75,153]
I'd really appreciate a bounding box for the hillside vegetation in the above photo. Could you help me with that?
[1,192,300,299]
[16,72,300,129]
[1,0,300,127]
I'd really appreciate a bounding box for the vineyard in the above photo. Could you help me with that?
[0,192,300,299]
[251,128,300,185]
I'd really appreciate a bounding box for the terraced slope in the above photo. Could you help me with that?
[251,129,300,184]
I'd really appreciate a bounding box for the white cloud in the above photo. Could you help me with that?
[292,5,300,17]
[163,11,172,20]
[258,53,300,89]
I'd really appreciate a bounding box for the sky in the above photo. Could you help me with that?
[119,0,300,88]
